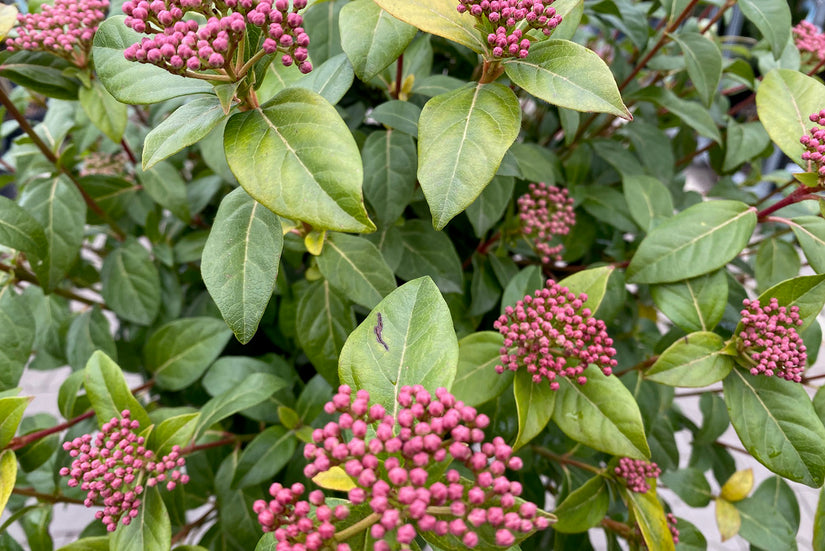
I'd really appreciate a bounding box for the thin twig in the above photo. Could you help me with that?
[12,487,85,505]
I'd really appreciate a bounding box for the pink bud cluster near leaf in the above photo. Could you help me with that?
[5,0,109,67]
[517,182,575,263]
[493,280,617,390]
[793,21,825,63]
[738,298,807,382]
[614,457,661,494]
[255,384,550,550]
[122,0,311,76]
[456,0,561,59]
[666,513,679,544]
[801,109,825,177]
[59,410,189,532]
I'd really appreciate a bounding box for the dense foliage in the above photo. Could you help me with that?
[1,0,825,549]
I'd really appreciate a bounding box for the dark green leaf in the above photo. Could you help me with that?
[789,216,825,273]
[231,426,297,489]
[660,468,712,507]
[110,486,171,551]
[66,306,117,372]
[0,290,34,391]
[395,220,463,293]
[552,476,609,533]
[0,50,79,99]
[136,162,191,223]
[362,129,417,226]
[0,196,46,257]
[646,332,734,387]
[736,476,798,550]
[755,238,800,292]
[650,270,728,332]
[101,240,161,326]
[630,87,721,143]
[294,53,354,105]
[296,280,355,385]
[622,175,674,232]
[370,100,420,137]
[317,232,397,309]
[723,120,771,172]
[694,393,730,445]
[465,175,514,238]
[500,266,543,315]
[738,0,792,58]
[451,332,512,408]
[669,32,722,107]
[78,80,127,143]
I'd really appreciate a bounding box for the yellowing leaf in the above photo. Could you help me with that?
[720,468,753,502]
[0,4,18,42]
[716,498,741,541]
[0,450,16,516]
[312,466,356,491]
[305,229,326,256]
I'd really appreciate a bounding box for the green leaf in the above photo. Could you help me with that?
[294,53,354,105]
[224,87,374,232]
[552,476,609,533]
[78,80,127,143]
[626,489,675,551]
[110,486,171,551]
[148,413,199,457]
[815,488,825,551]
[67,306,117,372]
[203,356,293,423]
[554,365,650,458]
[0,196,46,258]
[58,371,89,420]
[136,162,191,223]
[0,51,80,99]
[723,367,825,487]
[317,232,397,309]
[788,216,825,273]
[669,32,722,107]
[660,468,713,507]
[464,175,514,238]
[395,220,463,293]
[0,290,34,391]
[339,0,418,81]
[193,372,287,441]
[626,200,756,284]
[752,273,825,331]
[296,280,355,385]
[339,277,458,418]
[144,318,232,391]
[57,538,111,551]
[723,120,771,172]
[695,393,730,445]
[646,332,734,387]
[0,396,29,449]
[231,426,297,489]
[362,129,417,226]
[370,0,486,53]
[501,266,544,314]
[558,265,614,315]
[738,0,791,58]
[417,82,521,229]
[513,368,556,450]
[370,100,421,137]
[503,39,630,119]
[756,69,825,166]
[84,351,151,429]
[755,238,800,292]
[79,175,137,222]
[451,332,512,408]
[93,16,211,103]
[736,476,798,550]
[630,87,721,143]
[0,451,16,518]
[143,95,227,170]
[580,185,638,233]
[101,240,161,326]
[650,270,728,332]
[19,176,86,292]
[202,188,283,344]
[302,0,344,65]
[622,175,674,232]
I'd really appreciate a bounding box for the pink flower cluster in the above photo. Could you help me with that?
[666,513,679,544]
[122,0,311,76]
[614,457,661,494]
[494,280,617,390]
[5,0,109,67]
[255,385,550,550]
[456,0,562,59]
[517,182,575,263]
[793,21,825,64]
[739,298,807,382]
[801,109,825,177]
[59,410,189,532]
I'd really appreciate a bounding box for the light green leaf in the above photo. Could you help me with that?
[294,53,354,105]
[552,476,609,533]
[513,368,556,450]
[84,351,151,429]
[0,196,46,257]
[0,290,34,391]
[504,39,630,119]
[57,537,110,551]
[296,280,355,385]
[339,277,458,419]
[110,486,170,551]
[669,32,722,107]
[418,82,521,229]
[362,129,417,226]
[339,0,418,81]
[724,120,771,172]
[148,413,199,457]
[395,220,463,293]
[788,216,825,273]
[93,17,211,103]
[723,367,825,487]
[751,273,825,331]
[626,200,756,284]
[622,175,674,232]
[558,265,614,315]
[0,396,29,450]
[144,318,232,391]
[370,0,486,53]
[0,450,16,518]
[78,80,127,143]
[738,0,791,58]
[815,488,825,550]
[646,332,734,387]
[224,87,374,232]
[143,95,227,170]
[317,232,397,309]
[500,266,544,315]
[650,270,728,332]
[756,69,825,166]
[231,426,297,489]
[101,240,161,326]
[136,162,191,223]
[202,188,283,344]
[631,86,722,143]
[451,332,512,408]
[554,365,650,458]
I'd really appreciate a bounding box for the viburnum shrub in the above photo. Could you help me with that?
[5,0,825,550]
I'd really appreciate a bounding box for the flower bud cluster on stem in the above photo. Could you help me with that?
[517,182,575,263]
[494,280,617,389]
[59,410,189,532]
[801,109,825,178]
[793,21,825,73]
[122,0,311,80]
[255,384,550,550]
[738,298,806,382]
[5,0,109,67]
[614,457,661,494]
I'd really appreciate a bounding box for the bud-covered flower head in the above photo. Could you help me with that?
[494,280,617,390]
[614,457,661,494]
[793,21,825,65]
[59,410,189,532]
[5,0,109,67]
[666,513,679,545]
[517,182,575,264]
[122,0,312,77]
[255,385,551,549]
[457,0,562,59]
[801,109,825,177]
[738,298,807,382]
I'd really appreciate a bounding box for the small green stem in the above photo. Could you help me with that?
[182,70,234,82]
[238,48,268,79]
[333,512,381,542]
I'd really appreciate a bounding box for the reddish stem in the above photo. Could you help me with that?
[12,487,85,504]
[7,411,95,451]
[392,54,404,99]
[756,185,821,221]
